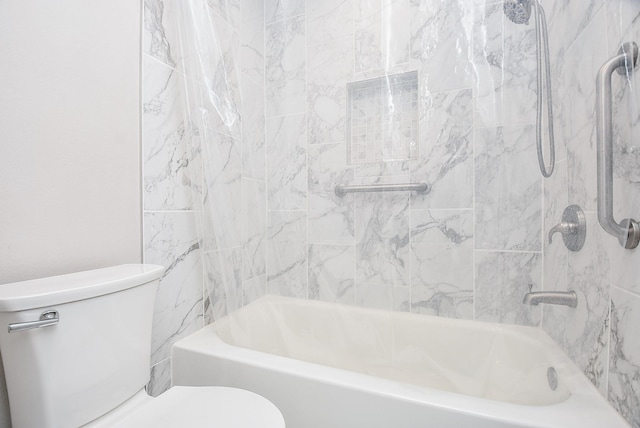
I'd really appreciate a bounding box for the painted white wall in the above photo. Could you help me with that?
[0,0,141,425]
[0,0,142,285]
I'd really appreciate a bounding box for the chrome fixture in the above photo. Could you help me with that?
[504,0,556,178]
[8,310,59,333]
[335,182,430,198]
[596,42,640,249]
[547,367,558,391]
[522,290,578,308]
[548,205,586,251]
[503,0,531,25]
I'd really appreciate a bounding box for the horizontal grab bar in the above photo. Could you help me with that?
[335,183,430,197]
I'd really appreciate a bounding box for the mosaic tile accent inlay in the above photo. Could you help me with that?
[346,71,419,164]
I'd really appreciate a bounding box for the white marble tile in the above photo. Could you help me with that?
[204,247,243,322]
[243,274,267,305]
[607,0,640,53]
[471,0,501,5]
[241,0,265,23]
[355,0,382,20]
[562,10,608,212]
[411,88,473,210]
[307,37,354,145]
[144,0,181,69]
[541,303,569,351]
[541,158,569,345]
[147,358,172,397]
[211,11,242,137]
[543,158,568,292]
[381,0,410,69]
[143,56,195,211]
[610,228,640,296]
[267,211,308,297]
[473,1,537,127]
[354,160,409,177]
[542,0,605,53]
[181,8,242,140]
[207,0,241,29]
[410,209,474,319]
[144,211,203,365]
[474,250,542,326]
[565,212,611,393]
[608,286,640,427]
[265,15,306,116]
[266,113,307,210]
[240,76,266,180]
[474,125,542,251]
[201,132,242,251]
[308,143,355,244]
[307,0,354,46]
[265,0,305,23]
[355,9,383,73]
[242,178,266,280]
[309,244,356,304]
[241,15,265,84]
[355,176,411,287]
[612,76,640,200]
[355,0,410,73]
[353,64,415,83]
[355,283,410,312]
[409,0,474,93]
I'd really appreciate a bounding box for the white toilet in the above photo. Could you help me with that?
[0,264,285,428]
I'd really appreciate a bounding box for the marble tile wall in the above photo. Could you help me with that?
[142,0,640,425]
[262,0,639,424]
[263,0,543,331]
[539,0,640,425]
[142,0,266,396]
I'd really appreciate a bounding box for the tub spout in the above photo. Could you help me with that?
[522,290,578,308]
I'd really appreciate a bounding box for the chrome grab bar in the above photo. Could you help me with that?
[8,310,59,333]
[335,183,430,197]
[596,41,640,249]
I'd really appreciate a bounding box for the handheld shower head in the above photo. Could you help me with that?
[503,0,532,25]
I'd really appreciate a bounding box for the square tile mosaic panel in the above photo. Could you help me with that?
[346,70,419,164]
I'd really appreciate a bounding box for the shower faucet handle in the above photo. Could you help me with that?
[548,205,586,251]
[548,222,577,242]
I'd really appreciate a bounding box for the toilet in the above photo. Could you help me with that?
[0,264,285,428]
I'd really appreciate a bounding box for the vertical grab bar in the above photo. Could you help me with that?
[596,41,640,249]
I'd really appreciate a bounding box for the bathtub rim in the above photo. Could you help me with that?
[172,296,629,428]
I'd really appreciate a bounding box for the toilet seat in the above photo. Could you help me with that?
[116,386,285,427]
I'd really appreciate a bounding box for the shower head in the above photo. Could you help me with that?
[503,0,532,25]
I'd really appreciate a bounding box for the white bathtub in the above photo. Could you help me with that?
[172,296,628,428]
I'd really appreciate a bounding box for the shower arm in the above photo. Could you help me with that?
[596,42,640,249]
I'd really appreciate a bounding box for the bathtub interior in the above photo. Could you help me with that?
[214,296,573,406]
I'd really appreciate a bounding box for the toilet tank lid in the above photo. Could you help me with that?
[0,264,164,312]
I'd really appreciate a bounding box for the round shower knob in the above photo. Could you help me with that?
[548,205,586,251]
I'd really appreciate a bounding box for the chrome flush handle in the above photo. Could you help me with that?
[8,310,59,333]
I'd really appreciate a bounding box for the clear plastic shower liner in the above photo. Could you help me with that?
[171,0,640,421]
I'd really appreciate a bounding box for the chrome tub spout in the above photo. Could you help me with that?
[522,290,578,308]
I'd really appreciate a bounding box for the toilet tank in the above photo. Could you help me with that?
[0,264,164,428]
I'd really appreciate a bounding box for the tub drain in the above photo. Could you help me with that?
[547,367,558,391]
